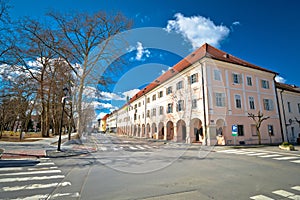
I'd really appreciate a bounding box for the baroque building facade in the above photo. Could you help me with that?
[107,43,285,145]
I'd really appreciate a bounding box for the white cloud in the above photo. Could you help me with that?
[165,13,230,49]
[96,112,108,120]
[128,42,150,61]
[232,21,240,26]
[123,89,140,99]
[160,67,172,75]
[275,75,286,83]
[99,91,125,101]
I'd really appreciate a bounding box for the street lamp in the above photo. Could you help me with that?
[57,87,69,151]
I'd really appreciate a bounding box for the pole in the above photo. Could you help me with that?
[57,97,66,151]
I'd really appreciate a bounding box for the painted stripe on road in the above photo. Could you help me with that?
[290,160,300,164]
[37,162,55,166]
[291,186,300,191]
[0,175,64,183]
[273,156,299,160]
[129,146,138,150]
[0,166,57,172]
[0,169,61,176]
[259,154,282,158]
[2,181,71,191]
[250,194,274,200]
[100,147,107,151]
[136,145,145,150]
[272,190,299,199]
[246,153,268,156]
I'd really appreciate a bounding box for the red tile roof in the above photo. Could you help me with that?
[124,43,278,107]
[276,82,300,93]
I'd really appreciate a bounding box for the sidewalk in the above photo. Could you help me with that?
[0,133,90,160]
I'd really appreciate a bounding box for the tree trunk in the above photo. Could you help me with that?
[257,127,261,145]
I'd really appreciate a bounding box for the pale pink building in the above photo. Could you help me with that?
[110,44,283,145]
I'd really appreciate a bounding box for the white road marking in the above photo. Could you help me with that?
[250,194,274,200]
[136,145,145,150]
[8,192,80,200]
[259,154,282,158]
[37,162,55,166]
[0,166,57,172]
[291,186,300,191]
[272,190,299,199]
[273,156,299,160]
[0,175,65,183]
[0,169,61,176]
[129,146,138,150]
[246,153,268,156]
[39,157,50,160]
[143,145,152,149]
[2,181,71,191]
[100,147,107,151]
[290,160,300,164]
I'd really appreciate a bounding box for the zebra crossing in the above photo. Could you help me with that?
[0,157,79,200]
[96,143,159,152]
[216,148,300,164]
[250,185,300,199]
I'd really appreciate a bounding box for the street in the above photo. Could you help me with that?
[0,133,300,199]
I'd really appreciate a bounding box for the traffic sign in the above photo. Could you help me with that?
[232,125,238,136]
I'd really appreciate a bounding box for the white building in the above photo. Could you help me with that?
[276,82,300,144]
[108,43,283,145]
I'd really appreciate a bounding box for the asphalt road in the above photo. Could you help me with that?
[52,134,300,200]
[0,133,299,199]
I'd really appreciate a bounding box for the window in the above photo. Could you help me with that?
[159,106,164,115]
[192,99,197,109]
[232,73,242,84]
[288,102,292,113]
[177,100,184,111]
[214,69,221,81]
[147,97,150,103]
[251,124,257,136]
[249,96,255,110]
[176,81,183,90]
[298,103,300,114]
[152,108,156,117]
[134,114,137,120]
[138,102,141,107]
[166,86,172,95]
[167,103,173,113]
[147,110,150,118]
[268,125,274,136]
[263,99,274,111]
[152,95,156,101]
[158,91,163,98]
[235,94,242,108]
[247,76,252,86]
[134,104,137,109]
[237,125,244,136]
[215,93,225,107]
[291,127,295,138]
[190,73,198,84]
[261,80,270,89]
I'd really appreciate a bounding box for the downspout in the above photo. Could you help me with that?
[201,63,208,145]
[279,89,289,142]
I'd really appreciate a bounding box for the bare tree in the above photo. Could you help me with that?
[248,111,270,145]
[44,11,132,137]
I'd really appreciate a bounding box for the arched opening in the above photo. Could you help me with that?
[138,124,141,137]
[152,123,157,139]
[158,122,164,139]
[177,120,187,142]
[134,125,137,137]
[216,119,226,145]
[146,123,150,138]
[142,124,145,137]
[190,118,203,143]
[166,121,174,140]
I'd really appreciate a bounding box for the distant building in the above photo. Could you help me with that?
[108,43,285,145]
[276,82,300,143]
[98,114,110,133]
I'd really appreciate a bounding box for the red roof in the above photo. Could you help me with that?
[102,114,110,120]
[276,82,300,93]
[124,43,278,107]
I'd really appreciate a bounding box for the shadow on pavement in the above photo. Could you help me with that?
[0,159,39,167]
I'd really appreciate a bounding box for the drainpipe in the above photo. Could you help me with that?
[201,63,208,145]
[279,89,289,142]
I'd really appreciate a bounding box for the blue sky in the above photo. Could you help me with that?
[9,0,300,119]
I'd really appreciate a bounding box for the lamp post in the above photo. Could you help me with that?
[57,87,69,151]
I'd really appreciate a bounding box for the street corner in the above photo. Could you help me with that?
[46,144,96,158]
[0,149,46,160]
